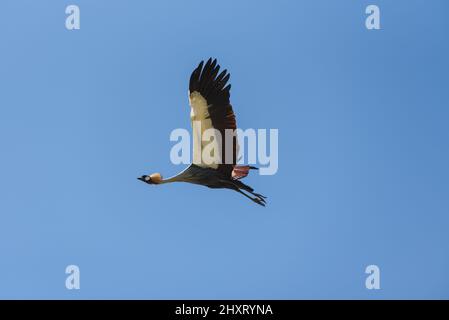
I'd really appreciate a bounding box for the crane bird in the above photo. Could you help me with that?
[138,58,267,206]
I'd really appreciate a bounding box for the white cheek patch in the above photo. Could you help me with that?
[145,176,151,181]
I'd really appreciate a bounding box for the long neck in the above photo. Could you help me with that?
[158,166,194,184]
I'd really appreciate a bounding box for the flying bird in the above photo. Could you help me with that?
[138,58,267,206]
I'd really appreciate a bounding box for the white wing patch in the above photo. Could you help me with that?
[189,91,219,169]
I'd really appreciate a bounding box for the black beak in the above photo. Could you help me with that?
[138,175,152,184]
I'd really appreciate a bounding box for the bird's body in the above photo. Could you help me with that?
[139,58,267,206]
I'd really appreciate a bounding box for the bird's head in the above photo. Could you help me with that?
[138,173,163,185]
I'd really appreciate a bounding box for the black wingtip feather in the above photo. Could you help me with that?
[189,58,231,105]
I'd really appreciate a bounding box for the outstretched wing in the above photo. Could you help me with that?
[188,58,238,177]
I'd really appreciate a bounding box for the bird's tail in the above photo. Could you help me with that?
[231,165,258,180]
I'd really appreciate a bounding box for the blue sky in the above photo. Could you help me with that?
[0,0,448,299]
